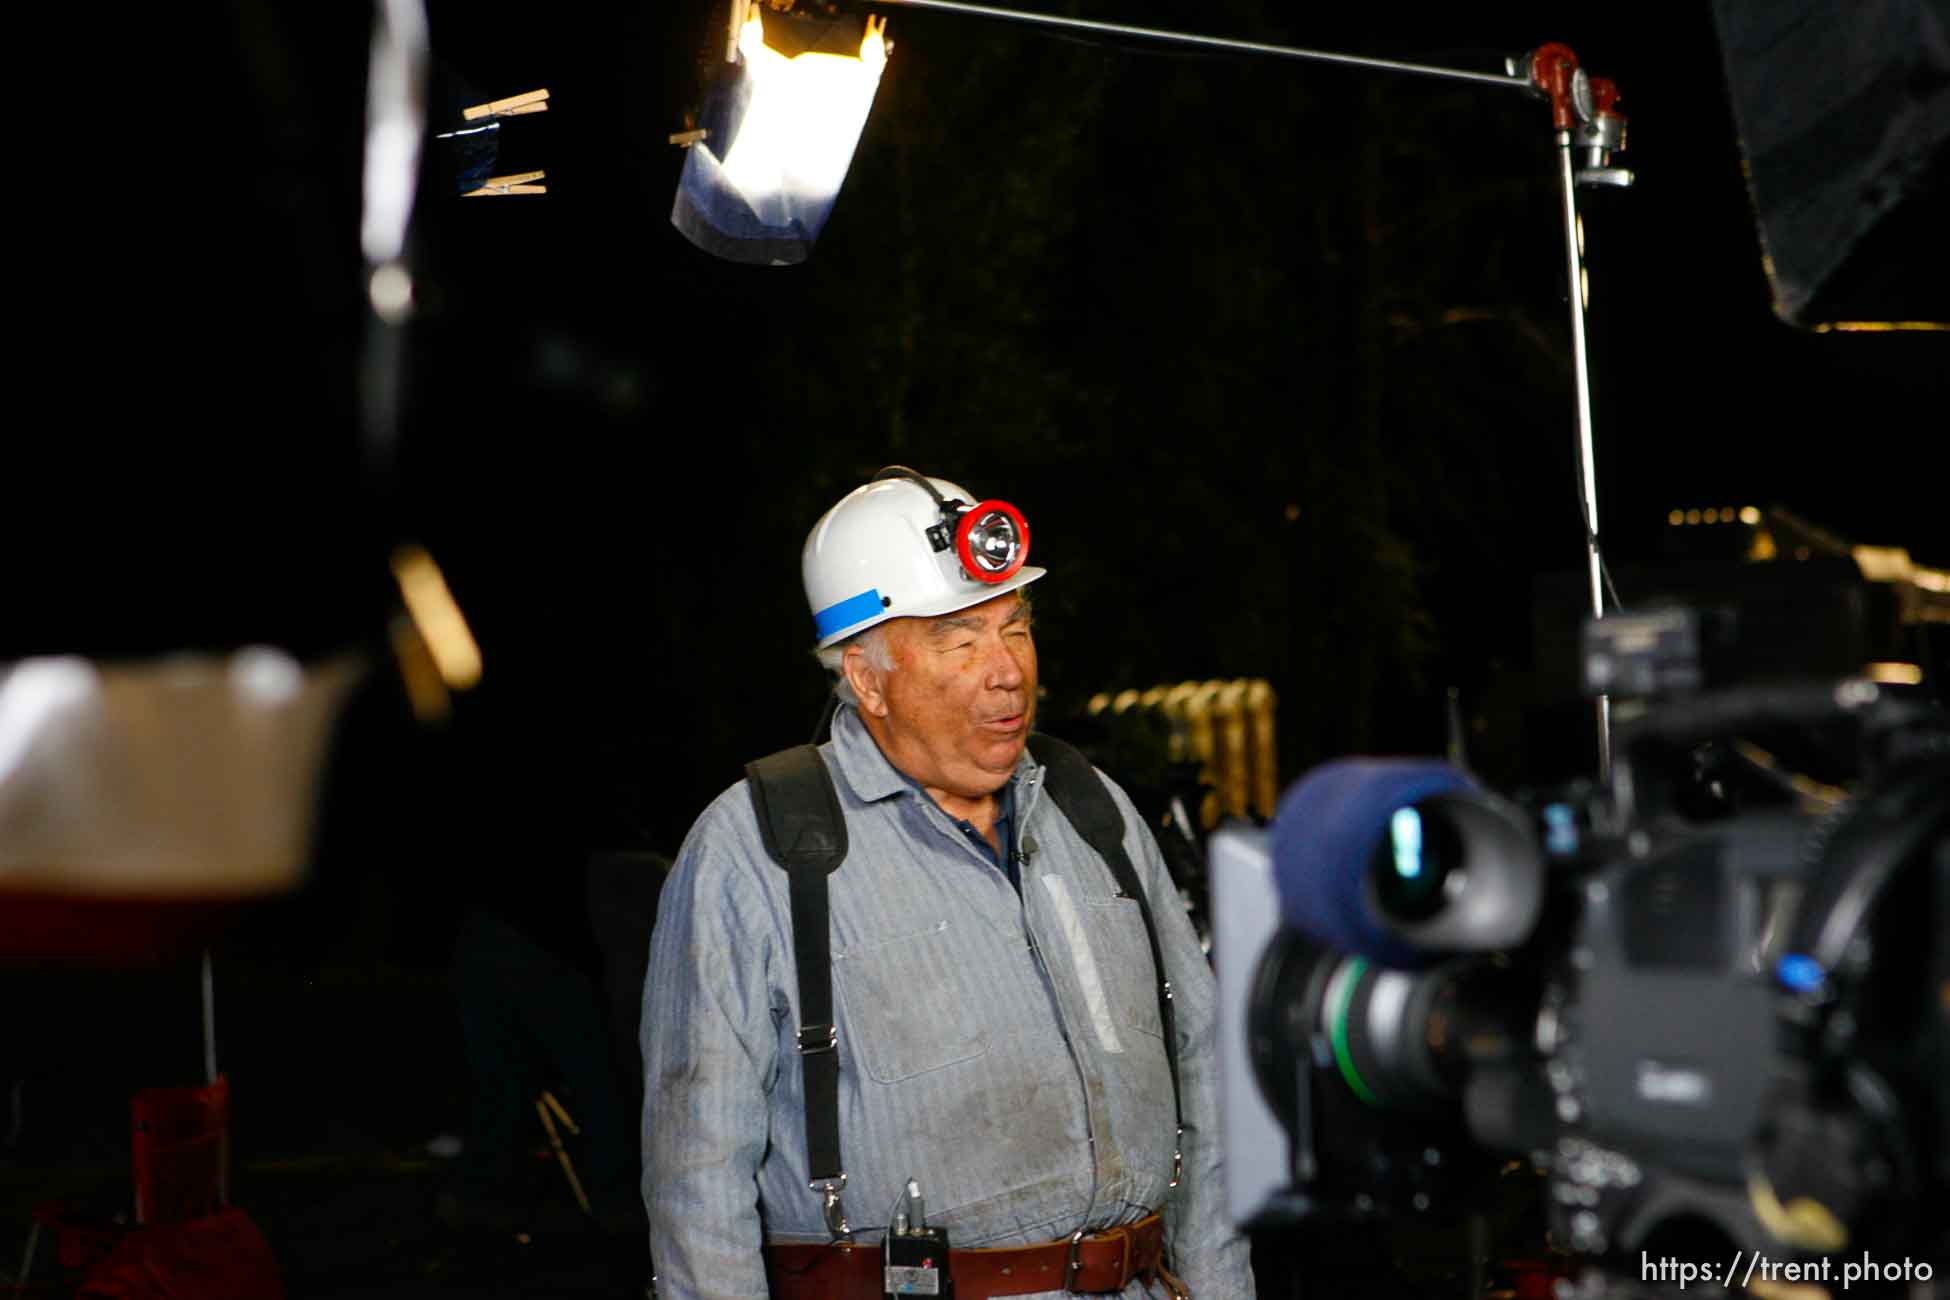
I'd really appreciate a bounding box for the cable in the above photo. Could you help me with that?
[773,1219,899,1274]
[1728,740,1849,812]
[887,1180,914,1233]
[872,464,951,507]
[811,690,841,745]
[1568,441,1627,613]
[863,0,1531,92]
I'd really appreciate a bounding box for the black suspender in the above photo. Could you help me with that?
[745,744,852,1235]
[1026,734,1187,1190]
[744,733,1187,1238]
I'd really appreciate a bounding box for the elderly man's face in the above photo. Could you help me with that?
[845,592,1037,803]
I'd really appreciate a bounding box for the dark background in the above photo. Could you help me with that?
[10,0,1947,1147]
[2,4,1945,1293]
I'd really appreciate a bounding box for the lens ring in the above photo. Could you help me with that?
[954,499,1029,583]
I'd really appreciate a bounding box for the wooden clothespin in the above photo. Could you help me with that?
[538,1090,580,1136]
[534,1093,592,1215]
[463,170,546,197]
[462,88,550,122]
[669,128,709,148]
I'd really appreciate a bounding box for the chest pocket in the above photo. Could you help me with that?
[833,921,993,1083]
[1076,894,1165,1040]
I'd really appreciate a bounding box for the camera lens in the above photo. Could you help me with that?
[1369,802,1466,923]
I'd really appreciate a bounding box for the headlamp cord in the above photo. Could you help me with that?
[872,463,962,513]
[872,464,971,555]
[869,464,1030,582]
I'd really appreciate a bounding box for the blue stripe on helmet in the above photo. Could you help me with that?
[813,588,885,641]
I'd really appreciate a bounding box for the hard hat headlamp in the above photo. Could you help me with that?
[954,501,1030,583]
[873,465,1031,585]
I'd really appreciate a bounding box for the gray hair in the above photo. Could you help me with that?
[815,624,894,705]
[812,589,1030,704]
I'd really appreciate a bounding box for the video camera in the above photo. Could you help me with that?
[1211,605,1949,1296]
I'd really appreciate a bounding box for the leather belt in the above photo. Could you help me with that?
[766,1212,1168,1299]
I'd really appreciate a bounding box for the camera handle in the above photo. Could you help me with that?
[1610,679,1927,825]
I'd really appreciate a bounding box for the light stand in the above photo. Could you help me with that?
[766,0,1638,774]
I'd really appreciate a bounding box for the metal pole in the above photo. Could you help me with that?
[868,0,1537,93]
[202,949,218,1085]
[1555,132,1612,780]
[863,2,1619,775]
[14,1221,40,1298]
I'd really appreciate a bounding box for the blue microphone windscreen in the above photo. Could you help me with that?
[1271,758,1473,969]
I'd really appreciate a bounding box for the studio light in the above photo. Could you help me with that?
[671,4,889,265]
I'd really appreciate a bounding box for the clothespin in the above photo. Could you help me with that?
[462,88,549,121]
[463,170,546,197]
[534,1093,592,1214]
[669,128,709,148]
[538,1090,580,1136]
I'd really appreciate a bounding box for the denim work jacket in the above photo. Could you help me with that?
[642,705,1256,1300]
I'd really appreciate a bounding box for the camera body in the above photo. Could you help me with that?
[1213,608,1950,1293]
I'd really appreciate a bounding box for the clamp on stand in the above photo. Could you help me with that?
[1523,42,1634,781]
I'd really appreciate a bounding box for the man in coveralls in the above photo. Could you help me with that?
[642,469,1256,1300]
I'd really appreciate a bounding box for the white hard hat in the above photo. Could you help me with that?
[803,467,1045,650]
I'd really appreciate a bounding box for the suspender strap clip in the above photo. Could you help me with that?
[810,1174,850,1238]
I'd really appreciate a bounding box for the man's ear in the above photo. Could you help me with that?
[841,641,888,718]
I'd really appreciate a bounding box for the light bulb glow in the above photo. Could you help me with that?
[717,13,888,231]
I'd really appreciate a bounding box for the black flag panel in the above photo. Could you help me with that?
[1710,0,1950,328]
